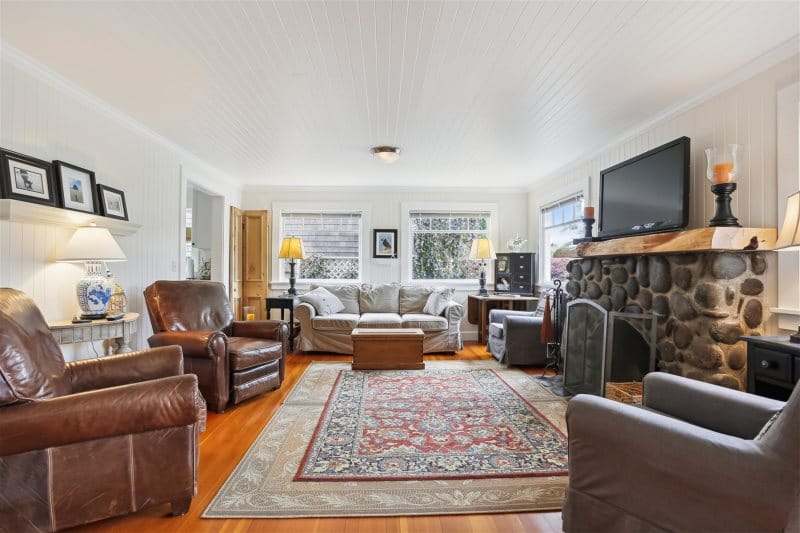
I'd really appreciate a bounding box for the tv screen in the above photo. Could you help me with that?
[599,137,690,239]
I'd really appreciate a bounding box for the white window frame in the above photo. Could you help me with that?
[271,202,371,290]
[401,202,499,286]
[537,177,590,288]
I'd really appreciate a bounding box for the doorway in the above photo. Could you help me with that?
[183,181,224,282]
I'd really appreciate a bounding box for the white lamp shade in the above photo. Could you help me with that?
[469,237,496,260]
[776,191,800,251]
[56,224,127,262]
[278,237,306,260]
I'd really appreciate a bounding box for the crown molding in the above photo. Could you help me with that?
[0,42,242,197]
[528,36,800,191]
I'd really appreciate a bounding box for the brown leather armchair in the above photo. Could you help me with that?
[0,288,205,532]
[144,280,287,413]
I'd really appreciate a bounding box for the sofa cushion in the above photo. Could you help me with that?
[399,285,434,314]
[401,313,448,332]
[310,284,360,314]
[488,322,504,339]
[312,313,360,332]
[359,283,400,313]
[227,337,283,371]
[423,287,455,316]
[299,287,345,316]
[358,313,402,328]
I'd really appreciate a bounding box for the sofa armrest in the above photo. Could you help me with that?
[231,320,288,341]
[489,309,538,325]
[0,374,203,456]
[643,372,784,438]
[295,302,316,324]
[148,330,227,359]
[443,300,464,321]
[566,394,792,532]
[67,345,184,393]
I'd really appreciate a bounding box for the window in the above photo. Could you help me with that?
[408,210,491,280]
[280,211,362,281]
[540,194,584,282]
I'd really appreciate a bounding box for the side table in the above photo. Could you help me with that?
[48,312,140,355]
[466,294,539,344]
[266,295,300,351]
[741,335,800,401]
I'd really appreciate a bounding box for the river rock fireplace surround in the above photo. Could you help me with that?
[558,227,777,391]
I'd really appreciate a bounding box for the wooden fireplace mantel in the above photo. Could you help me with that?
[554,227,777,258]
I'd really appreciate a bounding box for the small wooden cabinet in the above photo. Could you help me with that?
[495,252,536,294]
[741,336,800,401]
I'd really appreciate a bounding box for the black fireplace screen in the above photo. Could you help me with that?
[562,301,657,397]
[563,300,608,396]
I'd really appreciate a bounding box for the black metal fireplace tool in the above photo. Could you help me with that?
[532,279,571,396]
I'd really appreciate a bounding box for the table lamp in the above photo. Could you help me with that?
[469,237,496,296]
[56,223,127,319]
[775,190,800,343]
[279,236,306,295]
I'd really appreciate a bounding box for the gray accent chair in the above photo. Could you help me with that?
[563,372,800,533]
[486,309,548,366]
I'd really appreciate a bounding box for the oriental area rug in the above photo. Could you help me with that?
[204,361,568,518]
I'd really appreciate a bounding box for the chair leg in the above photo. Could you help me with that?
[171,498,193,516]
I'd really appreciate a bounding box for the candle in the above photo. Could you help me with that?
[712,162,734,184]
[246,312,256,321]
[583,206,595,219]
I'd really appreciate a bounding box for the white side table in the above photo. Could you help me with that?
[48,312,140,355]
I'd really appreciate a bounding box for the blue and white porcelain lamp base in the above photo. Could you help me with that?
[76,261,115,319]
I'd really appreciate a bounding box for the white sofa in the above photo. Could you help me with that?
[295,283,464,354]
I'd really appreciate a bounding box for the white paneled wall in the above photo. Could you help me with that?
[242,187,529,340]
[0,52,238,360]
[527,54,799,332]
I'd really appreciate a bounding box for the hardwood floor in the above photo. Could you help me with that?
[78,343,564,532]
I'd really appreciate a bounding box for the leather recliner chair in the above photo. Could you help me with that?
[0,288,206,532]
[144,280,287,413]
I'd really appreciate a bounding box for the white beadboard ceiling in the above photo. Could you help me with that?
[1,1,798,189]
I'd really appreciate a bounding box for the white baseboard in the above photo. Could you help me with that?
[461,331,479,342]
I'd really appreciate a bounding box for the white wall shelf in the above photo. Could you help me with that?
[0,199,141,236]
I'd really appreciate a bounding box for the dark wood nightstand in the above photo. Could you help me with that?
[741,335,800,401]
[266,295,301,351]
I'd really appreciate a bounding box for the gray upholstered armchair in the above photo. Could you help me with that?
[563,372,800,533]
[486,309,548,366]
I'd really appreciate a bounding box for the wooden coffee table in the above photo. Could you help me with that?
[351,328,425,370]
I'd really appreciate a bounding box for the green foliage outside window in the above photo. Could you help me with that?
[410,212,490,280]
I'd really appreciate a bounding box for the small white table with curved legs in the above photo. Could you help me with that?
[48,312,139,355]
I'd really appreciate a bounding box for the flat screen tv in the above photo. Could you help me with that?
[598,136,690,240]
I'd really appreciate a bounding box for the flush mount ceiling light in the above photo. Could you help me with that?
[371,146,401,163]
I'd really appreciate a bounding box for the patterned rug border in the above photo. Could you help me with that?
[294,368,568,482]
[203,360,569,519]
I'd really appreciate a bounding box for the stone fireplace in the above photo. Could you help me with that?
[564,251,768,391]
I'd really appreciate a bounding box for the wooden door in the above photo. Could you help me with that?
[241,210,270,320]
[229,207,243,320]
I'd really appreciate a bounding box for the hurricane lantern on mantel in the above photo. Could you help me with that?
[705,144,742,228]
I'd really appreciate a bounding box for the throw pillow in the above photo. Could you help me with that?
[754,409,783,441]
[310,284,360,314]
[423,287,455,316]
[300,287,345,316]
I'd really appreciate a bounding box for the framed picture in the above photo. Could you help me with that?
[0,149,57,207]
[97,184,128,220]
[54,161,98,214]
[373,229,398,258]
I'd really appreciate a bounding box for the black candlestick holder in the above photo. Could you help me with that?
[709,183,741,227]
[573,218,599,244]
